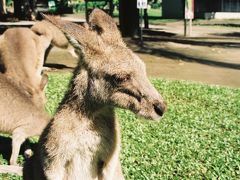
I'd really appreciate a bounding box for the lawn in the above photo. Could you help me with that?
[1,73,240,179]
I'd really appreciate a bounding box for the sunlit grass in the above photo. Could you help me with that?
[1,73,239,179]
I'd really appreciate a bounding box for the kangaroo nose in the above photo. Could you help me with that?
[153,101,166,117]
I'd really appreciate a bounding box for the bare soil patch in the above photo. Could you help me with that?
[45,21,240,88]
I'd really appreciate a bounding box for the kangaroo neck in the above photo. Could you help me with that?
[59,66,114,119]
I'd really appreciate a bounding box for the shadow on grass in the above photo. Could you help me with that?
[142,35,240,48]
[143,29,176,37]
[137,29,240,69]
[44,63,75,70]
[211,32,240,38]
[196,23,240,28]
[0,136,12,161]
[141,27,240,48]
[0,136,37,164]
[135,44,240,70]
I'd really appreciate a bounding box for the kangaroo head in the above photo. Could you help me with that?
[43,9,166,120]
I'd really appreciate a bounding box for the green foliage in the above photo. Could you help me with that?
[120,79,240,179]
[147,8,162,17]
[0,155,22,179]
[45,73,72,116]
[6,0,13,6]
[151,2,161,9]
[1,73,239,179]
[72,2,85,12]
[0,174,22,180]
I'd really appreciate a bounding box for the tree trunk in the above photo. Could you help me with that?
[119,0,139,37]
[13,0,33,20]
[13,0,22,19]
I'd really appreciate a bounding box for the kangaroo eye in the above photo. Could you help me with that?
[113,74,131,84]
[106,74,131,85]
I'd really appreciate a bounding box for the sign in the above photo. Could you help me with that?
[137,0,148,9]
[185,0,194,19]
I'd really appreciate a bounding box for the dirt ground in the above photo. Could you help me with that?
[46,21,240,88]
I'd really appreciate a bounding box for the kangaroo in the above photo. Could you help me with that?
[31,20,78,61]
[0,74,49,167]
[23,9,166,180]
[0,27,50,107]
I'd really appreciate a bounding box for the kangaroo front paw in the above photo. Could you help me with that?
[24,149,34,159]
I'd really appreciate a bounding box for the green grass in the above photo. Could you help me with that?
[147,8,162,17]
[120,79,240,179]
[1,73,240,179]
[113,8,163,19]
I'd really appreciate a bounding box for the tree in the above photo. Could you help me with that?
[119,0,139,37]
[13,0,33,20]
[13,0,22,19]
[58,0,72,14]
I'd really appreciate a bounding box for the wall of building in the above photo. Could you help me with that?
[195,0,221,18]
[195,0,240,18]
[162,0,240,19]
[222,0,240,12]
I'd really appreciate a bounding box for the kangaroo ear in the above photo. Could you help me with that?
[89,9,125,47]
[42,14,104,55]
[40,74,48,91]
[32,20,69,49]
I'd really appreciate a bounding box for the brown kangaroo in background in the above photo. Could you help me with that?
[0,27,50,173]
[0,74,49,167]
[0,24,75,106]
[0,19,76,170]
[31,20,78,61]
[0,28,50,107]
[23,9,166,180]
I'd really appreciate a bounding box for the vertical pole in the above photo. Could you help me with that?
[189,18,192,36]
[85,0,88,22]
[109,0,114,16]
[144,9,149,29]
[184,19,187,37]
[184,0,187,37]
[140,8,143,46]
[184,0,193,37]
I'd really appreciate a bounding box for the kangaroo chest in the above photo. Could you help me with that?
[75,120,118,178]
[45,113,120,180]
